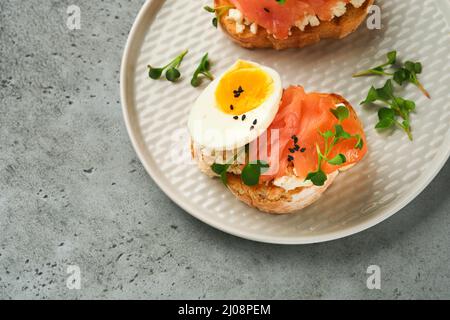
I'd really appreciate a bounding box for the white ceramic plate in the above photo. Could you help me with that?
[121,0,450,244]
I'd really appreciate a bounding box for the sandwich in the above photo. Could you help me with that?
[214,0,374,50]
[188,60,367,214]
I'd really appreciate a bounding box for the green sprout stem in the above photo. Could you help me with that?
[204,5,234,28]
[169,49,188,68]
[353,69,394,77]
[354,51,430,98]
[202,70,214,80]
[412,78,431,99]
[191,53,214,87]
[361,79,416,140]
[395,120,413,141]
[147,49,188,82]
[148,49,188,71]
[214,5,234,14]
[388,91,413,140]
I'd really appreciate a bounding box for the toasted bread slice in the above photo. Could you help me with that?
[215,0,374,50]
[226,170,340,214]
[219,94,360,214]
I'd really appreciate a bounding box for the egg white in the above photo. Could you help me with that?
[188,60,282,151]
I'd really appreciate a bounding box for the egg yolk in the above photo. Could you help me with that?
[215,61,274,116]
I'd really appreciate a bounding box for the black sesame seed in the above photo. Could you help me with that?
[300,148,306,153]
[242,114,246,121]
[292,135,299,143]
[233,86,245,98]
[250,126,254,130]
[294,144,300,151]
[287,155,294,162]
[289,148,295,153]
[264,7,270,13]
[230,105,234,110]
[233,116,239,120]
[253,119,257,125]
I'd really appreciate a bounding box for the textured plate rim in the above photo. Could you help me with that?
[120,0,450,245]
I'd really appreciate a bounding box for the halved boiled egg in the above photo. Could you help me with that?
[188,60,282,150]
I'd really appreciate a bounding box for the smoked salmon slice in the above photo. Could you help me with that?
[260,86,367,182]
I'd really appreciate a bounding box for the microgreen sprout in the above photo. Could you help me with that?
[211,147,245,185]
[147,50,188,82]
[191,53,214,87]
[393,61,430,99]
[361,79,416,140]
[276,0,287,4]
[211,147,270,187]
[353,51,430,98]
[241,160,270,186]
[306,105,363,187]
[204,5,233,28]
[353,51,397,77]
[211,162,231,185]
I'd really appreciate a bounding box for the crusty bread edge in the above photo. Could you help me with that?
[215,0,374,50]
[225,170,340,214]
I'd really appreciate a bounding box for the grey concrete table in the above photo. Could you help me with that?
[0,0,449,300]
